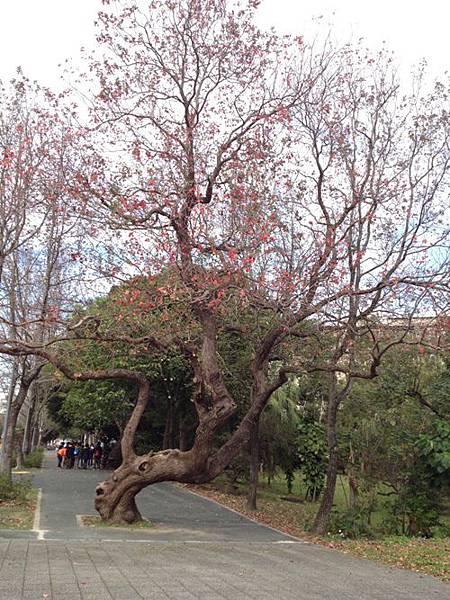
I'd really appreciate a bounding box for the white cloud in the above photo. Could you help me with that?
[256,0,450,81]
[0,1,448,86]
[0,0,99,85]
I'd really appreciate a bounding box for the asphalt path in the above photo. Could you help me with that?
[23,452,290,542]
[0,452,447,599]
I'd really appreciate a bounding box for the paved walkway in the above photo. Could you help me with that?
[19,453,289,542]
[0,454,447,599]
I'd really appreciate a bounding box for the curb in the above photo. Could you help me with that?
[32,488,45,540]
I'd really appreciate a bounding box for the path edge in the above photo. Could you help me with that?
[32,487,44,539]
[178,483,306,544]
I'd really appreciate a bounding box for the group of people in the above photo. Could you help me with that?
[56,441,108,470]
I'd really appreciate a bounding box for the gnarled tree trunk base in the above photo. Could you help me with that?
[94,448,203,525]
[99,488,143,525]
[95,471,146,525]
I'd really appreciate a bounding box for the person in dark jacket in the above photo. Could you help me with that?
[80,445,90,469]
[93,443,103,469]
[67,443,76,469]
[87,444,94,468]
[73,443,81,467]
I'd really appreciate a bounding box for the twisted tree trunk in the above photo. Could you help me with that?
[94,350,286,524]
[1,320,288,525]
[95,449,196,523]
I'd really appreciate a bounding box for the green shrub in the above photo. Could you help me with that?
[431,521,450,538]
[23,448,44,469]
[297,420,327,502]
[327,496,377,539]
[0,475,30,502]
[385,490,441,537]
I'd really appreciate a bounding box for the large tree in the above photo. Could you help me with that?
[0,0,449,523]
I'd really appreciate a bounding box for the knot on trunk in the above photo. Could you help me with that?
[138,460,150,473]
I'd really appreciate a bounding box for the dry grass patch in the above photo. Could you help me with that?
[184,483,449,581]
[0,478,37,530]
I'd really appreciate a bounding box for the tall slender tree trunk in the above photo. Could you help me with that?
[163,398,175,449]
[348,441,358,508]
[0,360,19,475]
[348,475,358,509]
[246,420,260,510]
[312,377,340,535]
[22,391,36,455]
[31,425,39,452]
[0,366,42,480]
[15,434,24,469]
[0,402,21,480]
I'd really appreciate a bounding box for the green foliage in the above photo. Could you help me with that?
[339,345,450,538]
[328,502,376,539]
[0,476,31,502]
[223,454,250,493]
[260,382,301,491]
[259,381,328,497]
[50,283,197,445]
[49,270,271,450]
[60,380,135,431]
[329,427,449,538]
[391,420,450,536]
[389,491,440,537]
[415,420,450,477]
[297,419,327,501]
[23,448,44,469]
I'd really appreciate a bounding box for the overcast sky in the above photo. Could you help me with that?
[0,0,448,86]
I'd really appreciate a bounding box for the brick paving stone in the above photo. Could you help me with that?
[52,584,81,592]
[109,590,143,600]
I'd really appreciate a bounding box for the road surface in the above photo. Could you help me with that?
[0,453,446,599]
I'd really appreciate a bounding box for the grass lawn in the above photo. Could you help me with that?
[0,448,43,530]
[23,448,44,469]
[0,485,37,530]
[333,537,450,581]
[184,474,450,581]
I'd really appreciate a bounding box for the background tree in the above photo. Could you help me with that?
[329,343,450,537]
[0,76,85,478]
